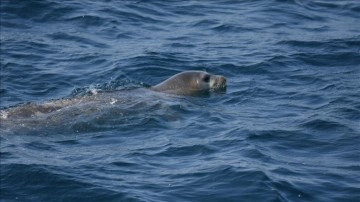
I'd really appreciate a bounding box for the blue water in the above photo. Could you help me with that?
[1,0,360,201]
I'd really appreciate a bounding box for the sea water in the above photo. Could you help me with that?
[1,1,359,201]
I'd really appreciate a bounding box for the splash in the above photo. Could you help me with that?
[0,110,8,119]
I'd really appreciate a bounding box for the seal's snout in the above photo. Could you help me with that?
[218,76,226,88]
[210,75,227,91]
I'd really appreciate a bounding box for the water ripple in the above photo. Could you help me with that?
[1,0,360,201]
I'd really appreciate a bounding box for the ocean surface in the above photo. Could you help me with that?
[1,0,360,201]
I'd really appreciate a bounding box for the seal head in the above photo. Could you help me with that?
[150,71,226,96]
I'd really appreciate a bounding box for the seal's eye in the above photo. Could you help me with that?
[202,75,210,83]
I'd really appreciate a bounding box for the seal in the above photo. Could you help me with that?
[0,71,226,121]
[151,71,226,95]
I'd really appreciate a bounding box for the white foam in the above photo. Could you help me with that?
[0,110,8,119]
[88,85,99,95]
[110,98,117,105]
[90,88,98,95]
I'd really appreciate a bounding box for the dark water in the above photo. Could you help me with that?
[1,0,360,201]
